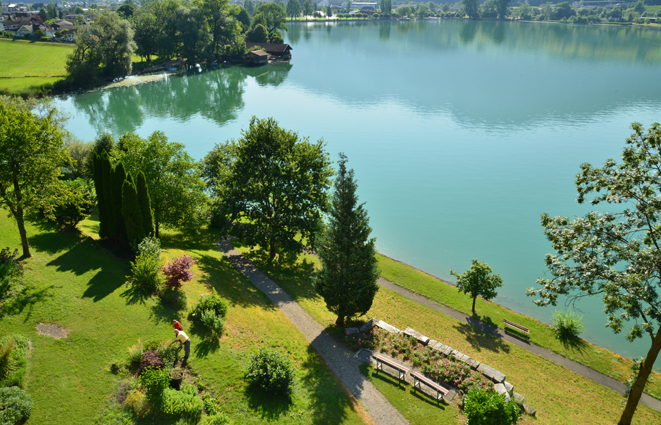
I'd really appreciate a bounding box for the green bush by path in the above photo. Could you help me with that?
[0,386,32,425]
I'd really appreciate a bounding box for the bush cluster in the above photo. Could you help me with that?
[161,383,203,421]
[190,289,228,336]
[127,253,162,294]
[552,309,585,340]
[245,348,295,393]
[421,357,490,394]
[200,413,233,425]
[162,255,199,289]
[0,334,28,389]
[140,366,169,406]
[138,350,165,376]
[0,387,32,425]
[463,387,520,425]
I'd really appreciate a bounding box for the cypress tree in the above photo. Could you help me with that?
[111,162,128,242]
[93,153,110,239]
[314,153,379,327]
[101,153,115,239]
[122,177,144,246]
[136,172,154,237]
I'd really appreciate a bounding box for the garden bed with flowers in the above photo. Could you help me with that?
[342,326,491,394]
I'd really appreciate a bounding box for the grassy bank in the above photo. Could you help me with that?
[376,254,661,400]
[0,213,367,424]
[0,39,72,93]
[233,243,661,424]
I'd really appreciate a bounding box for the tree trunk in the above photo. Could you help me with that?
[618,327,661,425]
[472,296,477,315]
[12,174,30,258]
[155,220,160,239]
[269,241,276,259]
[336,314,345,327]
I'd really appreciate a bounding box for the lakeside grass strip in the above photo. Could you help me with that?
[376,254,661,400]
[0,214,367,425]
[235,245,661,424]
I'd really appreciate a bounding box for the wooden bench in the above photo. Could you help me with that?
[504,319,530,334]
[372,353,410,382]
[410,371,449,402]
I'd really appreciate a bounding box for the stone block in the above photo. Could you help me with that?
[375,320,400,334]
[458,354,470,363]
[513,392,525,406]
[494,383,507,396]
[346,327,360,335]
[465,357,480,369]
[504,381,513,394]
[443,346,454,356]
[428,339,438,348]
[523,404,536,416]
[404,327,430,345]
[359,318,376,333]
[477,363,506,383]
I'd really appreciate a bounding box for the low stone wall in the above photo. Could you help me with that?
[364,318,536,416]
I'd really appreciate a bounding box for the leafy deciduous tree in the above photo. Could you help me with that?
[450,259,503,314]
[286,0,302,19]
[314,154,379,327]
[527,122,661,425]
[462,0,480,18]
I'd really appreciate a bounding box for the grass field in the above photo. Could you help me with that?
[234,243,661,424]
[0,214,367,425]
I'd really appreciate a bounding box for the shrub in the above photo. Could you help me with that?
[0,248,23,295]
[202,392,221,416]
[127,341,145,371]
[138,350,164,375]
[40,178,94,227]
[162,255,199,289]
[463,387,520,425]
[161,385,203,421]
[0,335,28,389]
[200,413,233,425]
[552,309,585,340]
[190,289,228,336]
[159,288,188,311]
[245,348,295,393]
[0,387,32,425]
[124,389,149,418]
[126,252,161,294]
[140,366,169,406]
[158,343,178,367]
[137,235,161,259]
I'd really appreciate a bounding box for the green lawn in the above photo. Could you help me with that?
[0,213,367,425]
[234,244,661,424]
[645,5,661,14]
[0,39,72,78]
[376,254,661,400]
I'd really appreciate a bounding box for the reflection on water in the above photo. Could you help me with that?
[70,63,292,134]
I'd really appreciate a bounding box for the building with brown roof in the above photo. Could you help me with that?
[245,42,293,59]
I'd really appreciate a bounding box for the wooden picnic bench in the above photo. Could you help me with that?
[410,371,449,402]
[504,319,530,334]
[372,353,410,382]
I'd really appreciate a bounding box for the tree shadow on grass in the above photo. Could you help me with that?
[188,318,220,359]
[0,284,55,322]
[244,381,294,421]
[120,285,153,306]
[557,334,589,354]
[453,321,510,354]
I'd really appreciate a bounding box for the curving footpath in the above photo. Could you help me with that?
[218,239,408,425]
[376,277,661,413]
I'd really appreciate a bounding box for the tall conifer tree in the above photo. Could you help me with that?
[136,171,154,237]
[122,177,144,245]
[314,153,379,326]
[111,162,128,241]
[101,152,115,238]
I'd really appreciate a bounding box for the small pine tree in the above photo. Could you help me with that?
[93,153,110,239]
[314,153,379,327]
[136,172,154,237]
[112,162,128,242]
[101,153,115,239]
[122,177,144,246]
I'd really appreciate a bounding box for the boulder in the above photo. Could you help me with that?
[452,350,464,360]
[428,339,438,348]
[494,383,511,402]
[513,392,525,406]
[464,357,480,369]
[346,327,360,335]
[477,363,506,383]
[375,320,401,334]
[360,318,376,333]
[523,404,536,416]
[404,327,430,345]
[504,381,513,394]
[443,345,454,356]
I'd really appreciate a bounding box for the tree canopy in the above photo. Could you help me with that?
[314,154,379,326]
[450,259,503,314]
[462,0,480,18]
[527,122,661,425]
[0,103,70,258]
[213,117,334,258]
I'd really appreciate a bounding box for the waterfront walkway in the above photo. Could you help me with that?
[218,239,408,425]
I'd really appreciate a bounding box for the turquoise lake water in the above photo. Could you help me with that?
[54,20,661,363]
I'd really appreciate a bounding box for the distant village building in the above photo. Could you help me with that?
[348,2,377,9]
[244,49,269,66]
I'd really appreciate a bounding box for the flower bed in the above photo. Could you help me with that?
[342,326,490,394]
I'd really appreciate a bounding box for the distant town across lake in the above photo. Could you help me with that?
[55,19,661,364]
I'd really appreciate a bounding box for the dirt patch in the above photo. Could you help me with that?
[36,323,69,339]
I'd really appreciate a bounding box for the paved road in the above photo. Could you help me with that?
[218,239,408,425]
[376,277,661,413]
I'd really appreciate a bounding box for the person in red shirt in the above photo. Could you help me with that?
[173,320,182,331]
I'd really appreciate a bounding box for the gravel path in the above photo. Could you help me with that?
[376,277,661,413]
[218,239,408,425]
